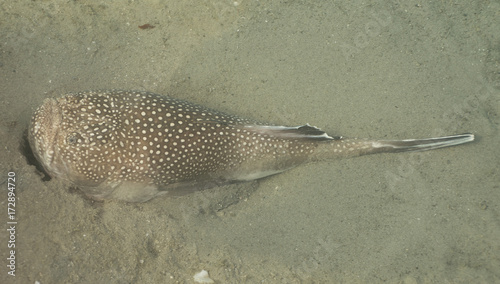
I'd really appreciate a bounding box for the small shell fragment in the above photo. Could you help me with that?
[193,269,214,283]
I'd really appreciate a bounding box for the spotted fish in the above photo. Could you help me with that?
[28,90,474,202]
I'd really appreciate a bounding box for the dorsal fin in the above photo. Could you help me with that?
[243,124,341,141]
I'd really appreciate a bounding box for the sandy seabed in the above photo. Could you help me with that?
[1,1,499,283]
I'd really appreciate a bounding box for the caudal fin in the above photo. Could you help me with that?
[371,133,475,153]
[312,133,475,160]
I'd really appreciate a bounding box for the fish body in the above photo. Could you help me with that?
[29,90,474,202]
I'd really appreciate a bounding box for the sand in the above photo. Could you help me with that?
[0,1,499,283]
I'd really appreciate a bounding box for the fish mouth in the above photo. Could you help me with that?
[44,128,60,172]
[29,98,64,178]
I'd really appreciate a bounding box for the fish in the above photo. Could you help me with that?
[28,90,474,202]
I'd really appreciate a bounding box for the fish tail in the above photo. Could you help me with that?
[312,133,475,160]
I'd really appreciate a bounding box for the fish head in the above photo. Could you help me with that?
[29,94,112,186]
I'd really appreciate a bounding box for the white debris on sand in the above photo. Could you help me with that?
[193,269,214,283]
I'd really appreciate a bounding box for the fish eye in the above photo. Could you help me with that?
[67,132,80,144]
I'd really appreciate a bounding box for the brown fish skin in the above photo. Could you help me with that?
[28,90,474,202]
